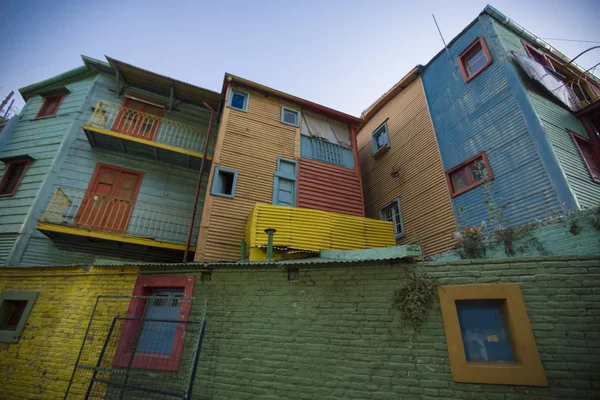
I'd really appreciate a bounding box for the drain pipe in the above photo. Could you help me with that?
[264,228,276,261]
[183,102,215,262]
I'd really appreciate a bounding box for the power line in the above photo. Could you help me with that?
[539,37,600,44]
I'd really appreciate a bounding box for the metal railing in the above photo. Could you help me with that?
[41,187,197,245]
[88,101,210,155]
[300,135,355,169]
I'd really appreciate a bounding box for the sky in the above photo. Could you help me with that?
[0,0,599,116]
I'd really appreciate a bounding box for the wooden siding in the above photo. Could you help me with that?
[297,158,363,217]
[195,88,299,261]
[494,21,600,209]
[421,16,564,233]
[357,78,457,256]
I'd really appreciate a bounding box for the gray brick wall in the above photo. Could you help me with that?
[141,256,600,399]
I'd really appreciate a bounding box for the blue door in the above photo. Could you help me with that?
[273,158,297,207]
[136,289,183,355]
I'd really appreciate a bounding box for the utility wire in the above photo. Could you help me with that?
[539,37,600,44]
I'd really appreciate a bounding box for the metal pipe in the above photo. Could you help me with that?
[3,99,14,118]
[264,228,276,261]
[240,240,247,261]
[183,101,215,262]
[0,91,14,114]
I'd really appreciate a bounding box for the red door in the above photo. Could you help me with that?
[75,164,144,233]
[112,98,164,141]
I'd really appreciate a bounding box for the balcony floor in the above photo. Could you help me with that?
[36,222,195,252]
[83,125,211,170]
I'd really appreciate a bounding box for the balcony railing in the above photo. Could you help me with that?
[300,135,355,169]
[87,101,210,155]
[40,187,197,245]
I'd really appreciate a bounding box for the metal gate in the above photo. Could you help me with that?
[64,295,207,399]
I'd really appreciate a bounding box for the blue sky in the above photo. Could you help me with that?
[0,0,598,116]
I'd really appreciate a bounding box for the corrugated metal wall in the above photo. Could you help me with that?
[357,78,457,256]
[493,21,600,209]
[0,234,18,266]
[297,158,363,217]
[196,89,299,261]
[421,16,563,231]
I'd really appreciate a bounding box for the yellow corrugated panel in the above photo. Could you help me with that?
[330,213,366,250]
[246,204,395,257]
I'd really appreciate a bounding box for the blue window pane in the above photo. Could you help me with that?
[230,92,247,110]
[283,109,298,125]
[137,290,183,355]
[456,300,515,362]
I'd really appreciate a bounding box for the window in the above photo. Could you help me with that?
[0,157,31,197]
[522,40,554,70]
[211,167,238,198]
[273,158,297,207]
[36,93,66,118]
[446,152,493,197]
[228,88,249,112]
[379,198,404,239]
[458,38,492,83]
[113,276,195,371]
[0,291,39,343]
[571,131,600,183]
[438,284,547,386]
[281,107,300,127]
[371,122,390,156]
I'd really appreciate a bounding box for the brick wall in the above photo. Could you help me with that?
[0,266,138,400]
[152,256,600,399]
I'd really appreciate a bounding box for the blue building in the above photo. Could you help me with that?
[0,56,220,265]
[421,6,600,229]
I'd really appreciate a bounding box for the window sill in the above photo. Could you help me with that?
[228,105,247,113]
[211,192,236,199]
[34,114,60,121]
[373,145,390,159]
[281,120,299,128]
[450,177,492,198]
[395,233,405,240]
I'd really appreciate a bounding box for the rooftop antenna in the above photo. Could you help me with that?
[432,14,451,60]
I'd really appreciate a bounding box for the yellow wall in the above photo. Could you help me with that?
[357,78,457,256]
[0,266,138,400]
[195,86,300,262]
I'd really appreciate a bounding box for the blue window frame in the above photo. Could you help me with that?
[228,88,249,112]
[281,107,300,127]
[371,122,390,155]
[211,166,238,198]
[272,158,297,207]
[379,198,404,239]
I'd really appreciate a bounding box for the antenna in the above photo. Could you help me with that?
[432,14,451,60]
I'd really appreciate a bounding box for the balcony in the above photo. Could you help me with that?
[244,203,396,261]
[82,101,212,169]
[300,135,355,169]
[36,187,197,252]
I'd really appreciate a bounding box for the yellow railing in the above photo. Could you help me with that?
[40,187,198,244]
[88,101,210,155]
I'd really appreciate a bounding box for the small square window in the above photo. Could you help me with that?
[379,198,404,239]
[570,131,600,183]
[0,157,31,197]
[228,88,249,112]
[446,152,493,197]
[371,122,390,156]
[522,40,554,71]
[36,93,66,118]
[458,38,492,83]
[438,284,547,386]
[281,107,299,127]
[211,166,238,198]
[0,291,39,343]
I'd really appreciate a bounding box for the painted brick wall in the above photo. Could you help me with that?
[0,266,138,400]
[142,256,600,399]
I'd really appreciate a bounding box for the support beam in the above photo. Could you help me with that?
[119,138,126,153]
[169,82,175,112]
[115,67,125,96]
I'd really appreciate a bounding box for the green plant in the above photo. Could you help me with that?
[570,221,582,235]
[592,206,600,231]
[393,274,436,326]
[491,223,547,257]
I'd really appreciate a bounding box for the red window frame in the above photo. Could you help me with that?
[0,157,31,197]
[445,152,493,197]
[113,276,195,371]
[36,93,66,118]
[521,40,555,71]
[570,131,600,183]
[458,37,493,83]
